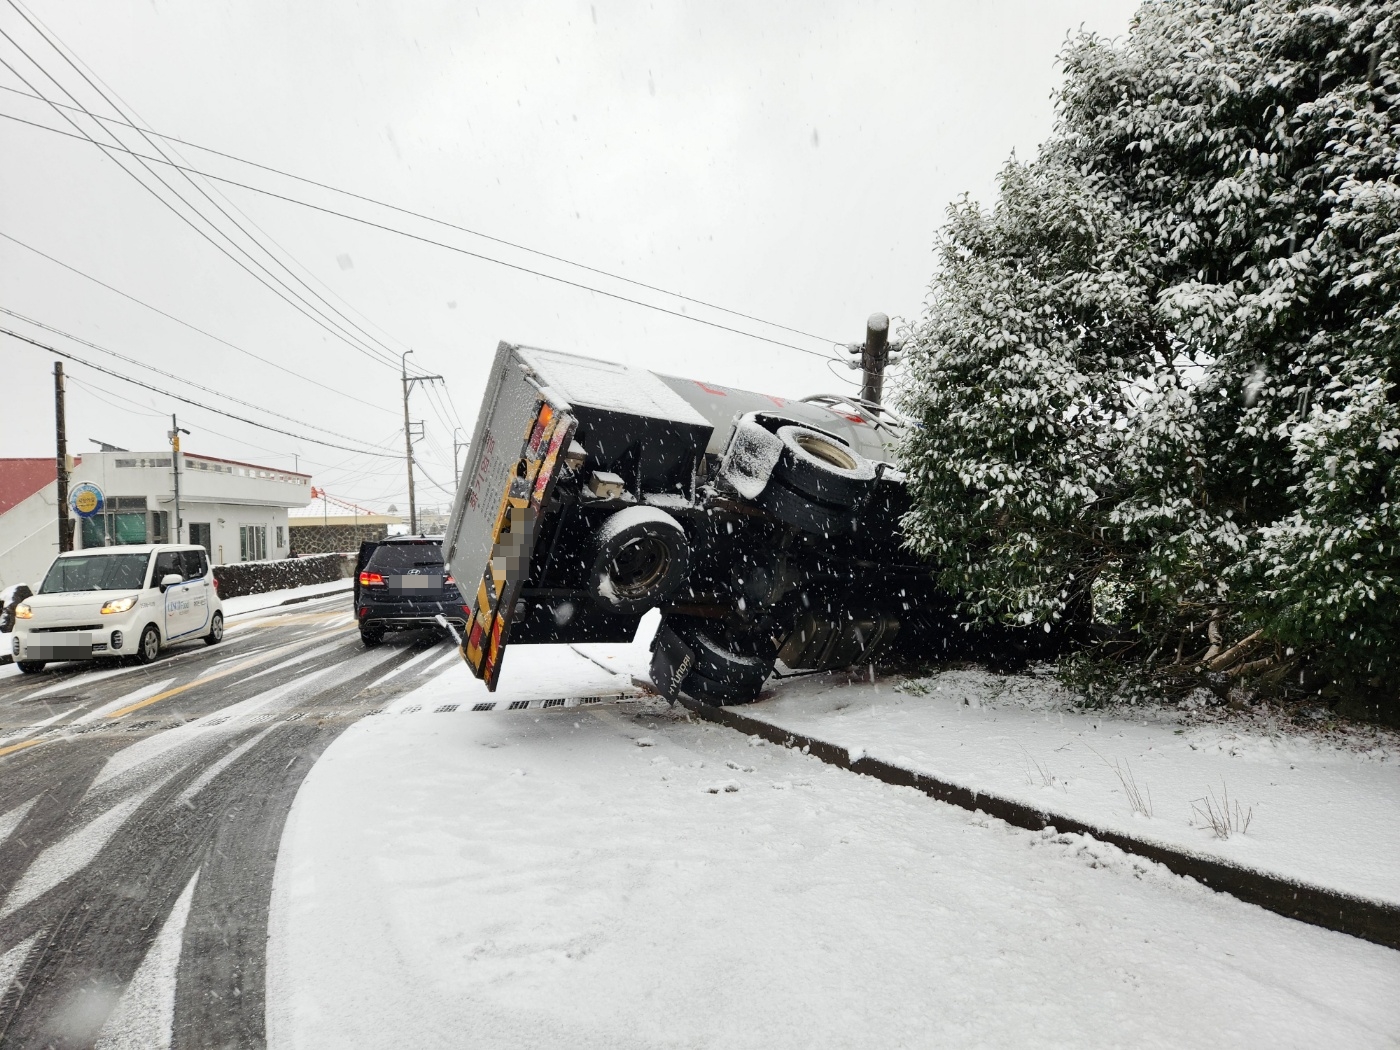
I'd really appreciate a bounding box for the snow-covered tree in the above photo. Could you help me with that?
[899,0,1399,707]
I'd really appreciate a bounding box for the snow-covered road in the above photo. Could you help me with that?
[269,660,1400,1049]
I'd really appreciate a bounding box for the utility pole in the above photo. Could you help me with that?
[453,427,470,487]
[400,350,443,534]
[169,414,190,543]
[54,361,73,552]
[844,312,902,412]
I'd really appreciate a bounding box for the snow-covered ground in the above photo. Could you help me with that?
[268,647,1400,1049]
[744,667,1400,906]
[222,578,352,618]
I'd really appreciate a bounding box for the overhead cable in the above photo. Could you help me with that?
[2,327,401,458]
[0,80,843,348]
[0,109,837,360]
[0,230,394,414]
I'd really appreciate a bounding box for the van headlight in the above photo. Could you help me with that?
[100,596,138,615]
[15,603,32,619]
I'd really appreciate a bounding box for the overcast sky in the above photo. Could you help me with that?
[0,0,1136,513]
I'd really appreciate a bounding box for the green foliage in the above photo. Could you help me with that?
[898,0,1400,706]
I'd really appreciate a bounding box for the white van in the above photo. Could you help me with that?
[10,544,225,673]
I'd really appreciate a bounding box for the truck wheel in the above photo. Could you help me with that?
[758,479,857,537]
[653,617,774,706]
[16,660,46,674]
[769,425,875,507]
[591,507,690,613]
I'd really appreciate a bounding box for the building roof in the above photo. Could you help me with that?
[290,489,401,524]
[0,458,56,515]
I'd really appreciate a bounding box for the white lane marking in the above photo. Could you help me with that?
[214,646,269,666]
[0,931,41,1004]
[94,868,200,1050]
[0,703,83,746]
[71,679,178,727]
[0,796,37,850]
[366,643,450,689]
[88,668,338,792]
[1,774,174,918]
[176,725,281,806]
[241,638,350,684]
[17,662,148,701]
[421,649,463,676]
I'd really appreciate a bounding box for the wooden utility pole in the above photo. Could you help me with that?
[54,361,73,552]
[860,312,890,409]
[400,351,442,535]
[169,415,190,543]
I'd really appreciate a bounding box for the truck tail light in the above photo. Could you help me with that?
[359,571,385,587]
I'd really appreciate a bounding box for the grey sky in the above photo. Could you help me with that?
[0,0,1136,512]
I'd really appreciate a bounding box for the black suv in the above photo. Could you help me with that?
[353,536,467,646]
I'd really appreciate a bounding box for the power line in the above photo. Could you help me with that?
[1,2,420,376]
[0,80,844,348]
[1,307,385,448]
[0,230,394,414]
[2,326,402,458]
[0,34,421,376]
[0,109,839,360]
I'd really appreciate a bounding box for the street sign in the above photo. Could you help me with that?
[69,482,104,519]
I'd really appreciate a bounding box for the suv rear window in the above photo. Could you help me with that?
[366,543,444,572]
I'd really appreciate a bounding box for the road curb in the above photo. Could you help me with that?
[681,699,1400,953]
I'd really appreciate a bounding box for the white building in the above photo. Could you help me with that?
[0,451,311,590]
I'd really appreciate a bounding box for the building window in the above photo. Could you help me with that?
[275,525,285,549]
[239,524,268,562]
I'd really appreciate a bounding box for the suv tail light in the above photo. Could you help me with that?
[359,571,385,587]
[444,574,456,586]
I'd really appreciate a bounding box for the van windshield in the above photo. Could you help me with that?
[40,553,150,593]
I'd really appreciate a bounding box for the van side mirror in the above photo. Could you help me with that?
[160,573,183,590]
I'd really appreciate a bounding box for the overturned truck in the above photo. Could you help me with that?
[444,341,973,706]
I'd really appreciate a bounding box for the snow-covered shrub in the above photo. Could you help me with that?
[899,0,1400,713]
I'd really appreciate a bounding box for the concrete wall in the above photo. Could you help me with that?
[0,481,60,590]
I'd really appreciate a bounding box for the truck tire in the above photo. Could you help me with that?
[591,507,690,613]
[758,478,858,537]
[651,616,774,706]
[770,425,875,507]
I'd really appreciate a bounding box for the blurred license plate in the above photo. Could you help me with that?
[390,575,441,593]
[31,632,93,659]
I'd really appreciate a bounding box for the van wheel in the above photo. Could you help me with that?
[136,624,162,665]
[204,611,224,646]
[16,660,45,674]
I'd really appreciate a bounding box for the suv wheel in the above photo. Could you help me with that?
[16,660,45,674]
[360,625,384,647]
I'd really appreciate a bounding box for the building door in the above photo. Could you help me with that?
[189,522,211,554]
[239,524,267,562]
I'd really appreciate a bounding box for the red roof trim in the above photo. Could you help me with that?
[0,458,57,515]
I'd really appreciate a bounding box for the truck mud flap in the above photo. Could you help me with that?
[648,621,696,702]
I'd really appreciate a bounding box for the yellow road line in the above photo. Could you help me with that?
[0,624,355,759]
[0,737,46,759]
[107,625,354,718]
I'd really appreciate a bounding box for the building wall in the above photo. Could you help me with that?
[0,481,60,590]
[288,522,389,555]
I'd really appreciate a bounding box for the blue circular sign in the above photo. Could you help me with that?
[70,482,105,519]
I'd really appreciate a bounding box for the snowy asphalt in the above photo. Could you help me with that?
[0,592,456,1048]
